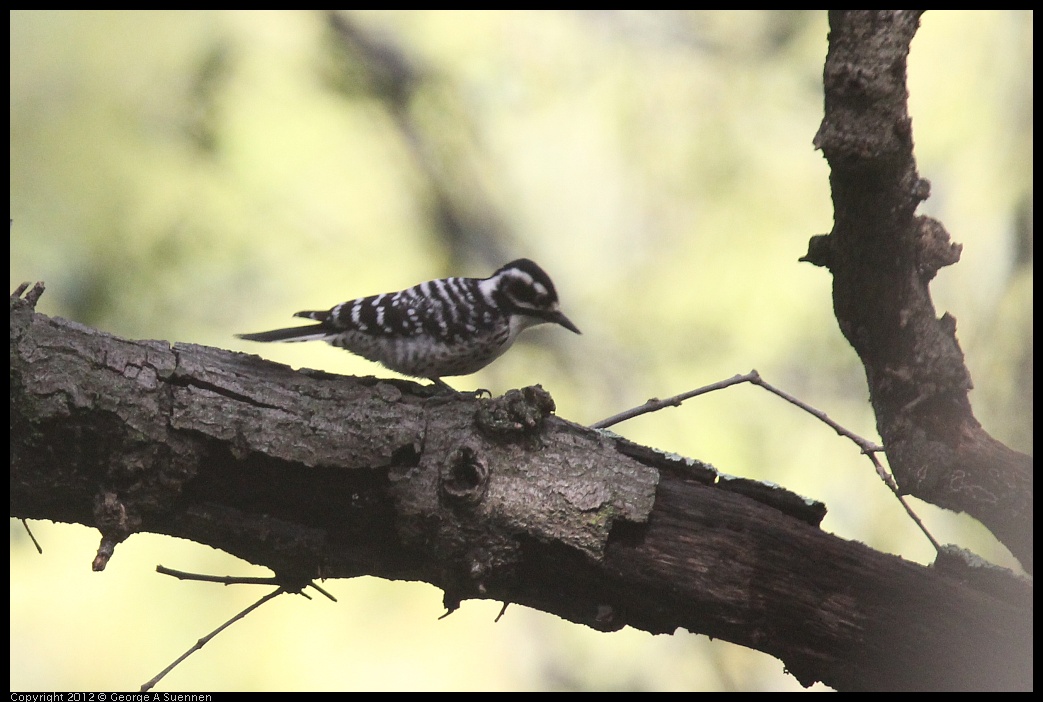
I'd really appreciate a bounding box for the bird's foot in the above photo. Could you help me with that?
[426,378,492,403]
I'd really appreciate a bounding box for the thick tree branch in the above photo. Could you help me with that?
[806,10,1032,571]
[11,289,1031,690]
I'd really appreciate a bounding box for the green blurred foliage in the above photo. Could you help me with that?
[10,10,1031,691]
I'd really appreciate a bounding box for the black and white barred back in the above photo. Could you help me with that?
[237,259,580,388]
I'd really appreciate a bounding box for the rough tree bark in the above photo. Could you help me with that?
[9,285,1032,690]
[805,10,1032,572]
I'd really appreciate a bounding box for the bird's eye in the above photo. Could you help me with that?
[506,279,539,304]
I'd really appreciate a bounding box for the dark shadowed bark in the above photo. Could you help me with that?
[10,285,1031,690]
[805,10,1032,573]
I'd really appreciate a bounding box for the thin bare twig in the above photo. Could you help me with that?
[591,370,940,553]
[590,373,752,430]
[141,586,286,692]
[745,372,941,552]
[20,519,43,554]
[155,565,338,601]
[744,371,883,454]
[140,566,339,690]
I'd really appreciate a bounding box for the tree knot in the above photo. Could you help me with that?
[475,385,556,440]
[440,444,489,506]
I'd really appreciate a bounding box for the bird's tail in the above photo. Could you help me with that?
[236,323,329,343]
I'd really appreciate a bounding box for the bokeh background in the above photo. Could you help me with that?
[10,10,1032,691]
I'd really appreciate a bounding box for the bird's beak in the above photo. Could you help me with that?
[549,310,581,335]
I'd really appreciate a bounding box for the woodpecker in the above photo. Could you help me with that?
[237,259,580,390]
